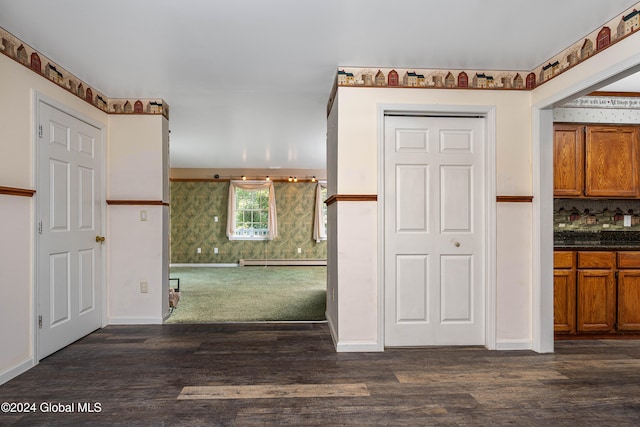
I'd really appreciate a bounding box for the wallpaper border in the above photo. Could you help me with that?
[0,26,169,119]
[331,3,640,103]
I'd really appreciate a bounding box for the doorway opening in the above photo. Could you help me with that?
[534,62,640,352]
[166,178,328,323]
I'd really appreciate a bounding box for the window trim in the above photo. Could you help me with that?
[226,180,277,241]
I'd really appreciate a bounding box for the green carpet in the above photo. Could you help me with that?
[166,266,327,323]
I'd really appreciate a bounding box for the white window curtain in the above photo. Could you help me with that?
[313,181,327,243]
[227,180,278,240]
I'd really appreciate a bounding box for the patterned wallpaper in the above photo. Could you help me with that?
[170,181,326,263]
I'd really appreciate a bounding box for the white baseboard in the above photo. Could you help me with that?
[336,340,383,352]
[170,263,239,268]
[0,358,35,386]
[240,259,327,266]
[107,316,164,325]
[495,339,532,351]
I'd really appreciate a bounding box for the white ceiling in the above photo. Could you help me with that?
[1,0,639,169]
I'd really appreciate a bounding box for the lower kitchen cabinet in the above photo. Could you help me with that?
[576,269,616,333]
[617,270,640,331]
[553,251,575,334]
[554,250,640,336]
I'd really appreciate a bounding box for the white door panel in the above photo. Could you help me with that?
[385,115,485,347]
[38,101,103,359]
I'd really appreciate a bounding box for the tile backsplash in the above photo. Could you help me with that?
[554,199,640,231]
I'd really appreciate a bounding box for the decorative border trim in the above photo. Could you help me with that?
[0,26,169,119]
[325,194,378,206]
[561,94,640,109]
[496,196,533,203]
[332,3,640,99]
[107,200,169,206]
[0,186,36,197]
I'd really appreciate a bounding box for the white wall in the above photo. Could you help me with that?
[0,195,33,383]
[331,87,533,350]
[326,97,339,339]
[107,114,170,324]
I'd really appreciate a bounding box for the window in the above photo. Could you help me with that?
[227,180,277,240]
[313,182,327,242]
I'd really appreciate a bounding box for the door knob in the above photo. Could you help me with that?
[454,241,461,247]
[96,236,106,243]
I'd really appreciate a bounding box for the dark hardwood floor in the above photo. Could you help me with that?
[1,323,640,426]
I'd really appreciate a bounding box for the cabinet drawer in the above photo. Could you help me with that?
[577,251,616,269]
[554,251,575,269]
[618,252,640,269]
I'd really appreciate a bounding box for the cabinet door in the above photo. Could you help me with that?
[577,270,616,332]
[618,271,640,331]
[554,124,584,197]
[585,126,639,197]
[554,269,576,333]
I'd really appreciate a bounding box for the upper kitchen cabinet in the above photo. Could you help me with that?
[554,124,640,198]
[554,124,584,197]
[585,126,639,197]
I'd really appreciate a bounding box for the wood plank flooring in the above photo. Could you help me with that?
[1,323,640,425]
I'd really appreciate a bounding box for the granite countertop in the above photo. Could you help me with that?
[554,230,640,249]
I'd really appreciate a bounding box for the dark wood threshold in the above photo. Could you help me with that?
[107,200,169,206]
[0,186,36,197]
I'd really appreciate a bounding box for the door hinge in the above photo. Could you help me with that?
[38,315,42,329]
[38,125,43,139]
[38,220,43,235]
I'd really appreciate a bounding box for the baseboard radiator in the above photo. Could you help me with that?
[240,259,327,267]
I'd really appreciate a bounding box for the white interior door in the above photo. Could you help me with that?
[384,115,485,346]
[38,101,103,359]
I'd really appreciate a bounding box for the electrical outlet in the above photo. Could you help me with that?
[140,281,148,293]
[214,216,219,222]
[214,248,219,254]
[297,247,302,254]
[197,248,201,254]
[140,210,147,221]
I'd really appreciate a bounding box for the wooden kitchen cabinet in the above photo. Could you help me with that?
[617,251,640,331]
[554,124,584,197]
[553,124,640,198]
[554,251,576,333]
[576,251,616,333]
[585,125,640,197]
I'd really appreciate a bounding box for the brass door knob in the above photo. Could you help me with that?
[96,236,106,243]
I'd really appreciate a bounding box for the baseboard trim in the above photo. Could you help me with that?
[336,340,383,353]
[0,358,35,386]
[108,316,164,325]
[240,259,327,267]
[495,339,532,351]
[170,263,239,268]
